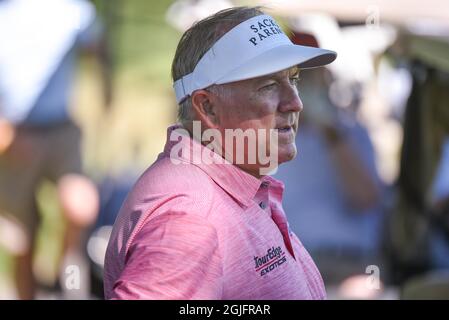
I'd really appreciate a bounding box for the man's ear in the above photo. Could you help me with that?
[191,90,219,129]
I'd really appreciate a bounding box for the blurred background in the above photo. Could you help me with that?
[0,0,448,300]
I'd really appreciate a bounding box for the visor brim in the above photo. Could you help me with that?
[216,44,337,85]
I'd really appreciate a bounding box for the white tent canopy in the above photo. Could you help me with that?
[254,0,449,31]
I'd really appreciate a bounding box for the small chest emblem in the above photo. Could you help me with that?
[254,246,287,276]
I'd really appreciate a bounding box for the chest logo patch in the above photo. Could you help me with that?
[254,246,287,276]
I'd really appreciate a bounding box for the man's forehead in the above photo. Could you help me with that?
[222,66,300,91]
[219,66,301,90]
[251,66,300,82]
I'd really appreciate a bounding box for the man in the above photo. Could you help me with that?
[0,0,100,299]
[104,6,336,299]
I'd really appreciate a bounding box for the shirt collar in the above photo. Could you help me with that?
[163,124,275,208]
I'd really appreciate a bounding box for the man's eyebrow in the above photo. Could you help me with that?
[289,67,301,77]
[256,67,300,83]
[255,74,276,82]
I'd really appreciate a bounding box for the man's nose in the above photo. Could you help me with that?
[279,85,303,113]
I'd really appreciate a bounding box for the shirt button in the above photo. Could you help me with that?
[259,202,266,209]
[261,181,269,188]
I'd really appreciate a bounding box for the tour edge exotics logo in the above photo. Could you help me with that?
[254,246,287,276]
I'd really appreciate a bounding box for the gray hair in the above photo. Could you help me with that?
[171,6,264,127]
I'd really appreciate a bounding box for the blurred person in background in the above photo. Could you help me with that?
[428,137,449,271]
[0,0,101,299]
[385,60,449,292]
[274,32,386,293]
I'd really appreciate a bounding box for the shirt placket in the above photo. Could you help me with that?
[269,192,296,261]
[254,181,271,217]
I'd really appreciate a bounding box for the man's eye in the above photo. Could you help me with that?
[290,77,301,86]
[260,82,277,91]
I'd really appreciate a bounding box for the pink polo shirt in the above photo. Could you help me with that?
[103,124,326,300]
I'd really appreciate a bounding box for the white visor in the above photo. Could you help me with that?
[173,14,337,104]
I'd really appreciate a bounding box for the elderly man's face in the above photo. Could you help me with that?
[213,66,303,177]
